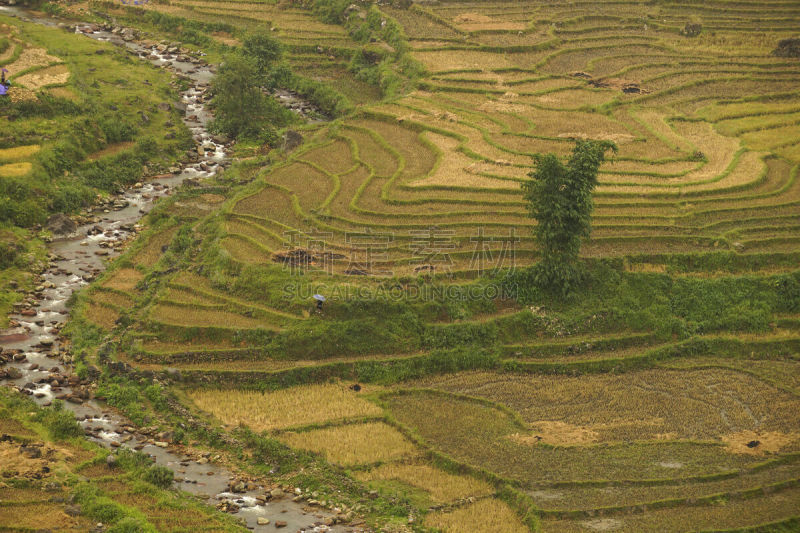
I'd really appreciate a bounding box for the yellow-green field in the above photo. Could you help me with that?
[133,0,800,277]
[0,23,67,177]
[0,391,245,532]
[188,382,383,431]
[69,0,800,531]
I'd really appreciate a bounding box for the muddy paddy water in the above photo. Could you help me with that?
[0,9,356,532]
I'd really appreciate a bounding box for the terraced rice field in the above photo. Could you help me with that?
[75,0,800,531]
[0,22,68,109]
[140,0,382,105]
[149,0,800,275]
[0,391,243,533]
[0,25,48,176]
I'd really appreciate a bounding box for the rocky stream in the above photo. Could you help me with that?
[0,7,358,532]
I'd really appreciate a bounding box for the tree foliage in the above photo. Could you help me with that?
[522,140,616,294]
[209,53,291,140]
[242,31,284,84]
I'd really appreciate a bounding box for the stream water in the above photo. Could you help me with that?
[0,8,356,532]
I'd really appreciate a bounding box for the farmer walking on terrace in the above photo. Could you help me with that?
[0,68,9,95]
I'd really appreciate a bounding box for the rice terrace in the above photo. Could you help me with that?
[0,0,799,531]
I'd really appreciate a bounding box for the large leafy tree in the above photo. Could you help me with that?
[242,31,284,85]
[522,140,616,294]
[209,53,290,140]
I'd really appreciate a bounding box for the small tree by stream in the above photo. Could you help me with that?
[209,49,292,141]
[522,140,616,295]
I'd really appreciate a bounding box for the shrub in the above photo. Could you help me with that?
[40,2,66,16]
[135,137,159,159]
[681,22,702,37]
[114,7,235,46]
[423,322,498,349]
[99,117,137,144]
[0,241,20,269]
[35,400,83,440]
[10,199,45,227]
[50,181,94,213]
[312,0,351,24]
[72,484,124,523]
[86,499,126,523]
[72,481,157,531]
[114,448,154,470]
[38,138,87,178]
[773,37,800,57]
[97,380,146,424]
[773,273,800,312]
[0,92,82,120]
[77,151,144,191]
[142,465,174,489]
[286,75,354,116]
[143,384,167,411]
[107,517,156,533]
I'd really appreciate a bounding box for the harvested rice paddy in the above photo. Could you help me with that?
[64,0,800,531]
[15,63,69,89]
[187,383,383,431]
[0,391,242,533]
[0,161,32,177]
[356,462,494,504]
[279,421,419,466]
[411,369,800,443]
[425,498,528,533]
[0,144,40,161]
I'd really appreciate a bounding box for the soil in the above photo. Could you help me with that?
[478,100,527,114]
[453,13,493,24]
[7,86,36,102]
[0,441,59,479]
[510,421,599,446]
[582,518,624,531]
[15,63,68,89]
[5,46,60,74]
[589,77,648,94]
[211,31,239,46]
[452,13,526,31]
[721,430,800,455]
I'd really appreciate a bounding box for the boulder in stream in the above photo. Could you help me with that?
[45,214,77,236]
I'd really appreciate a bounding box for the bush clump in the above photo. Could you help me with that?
[35,400,83,440]
[142,465,175,489]
[773,38,800,58]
